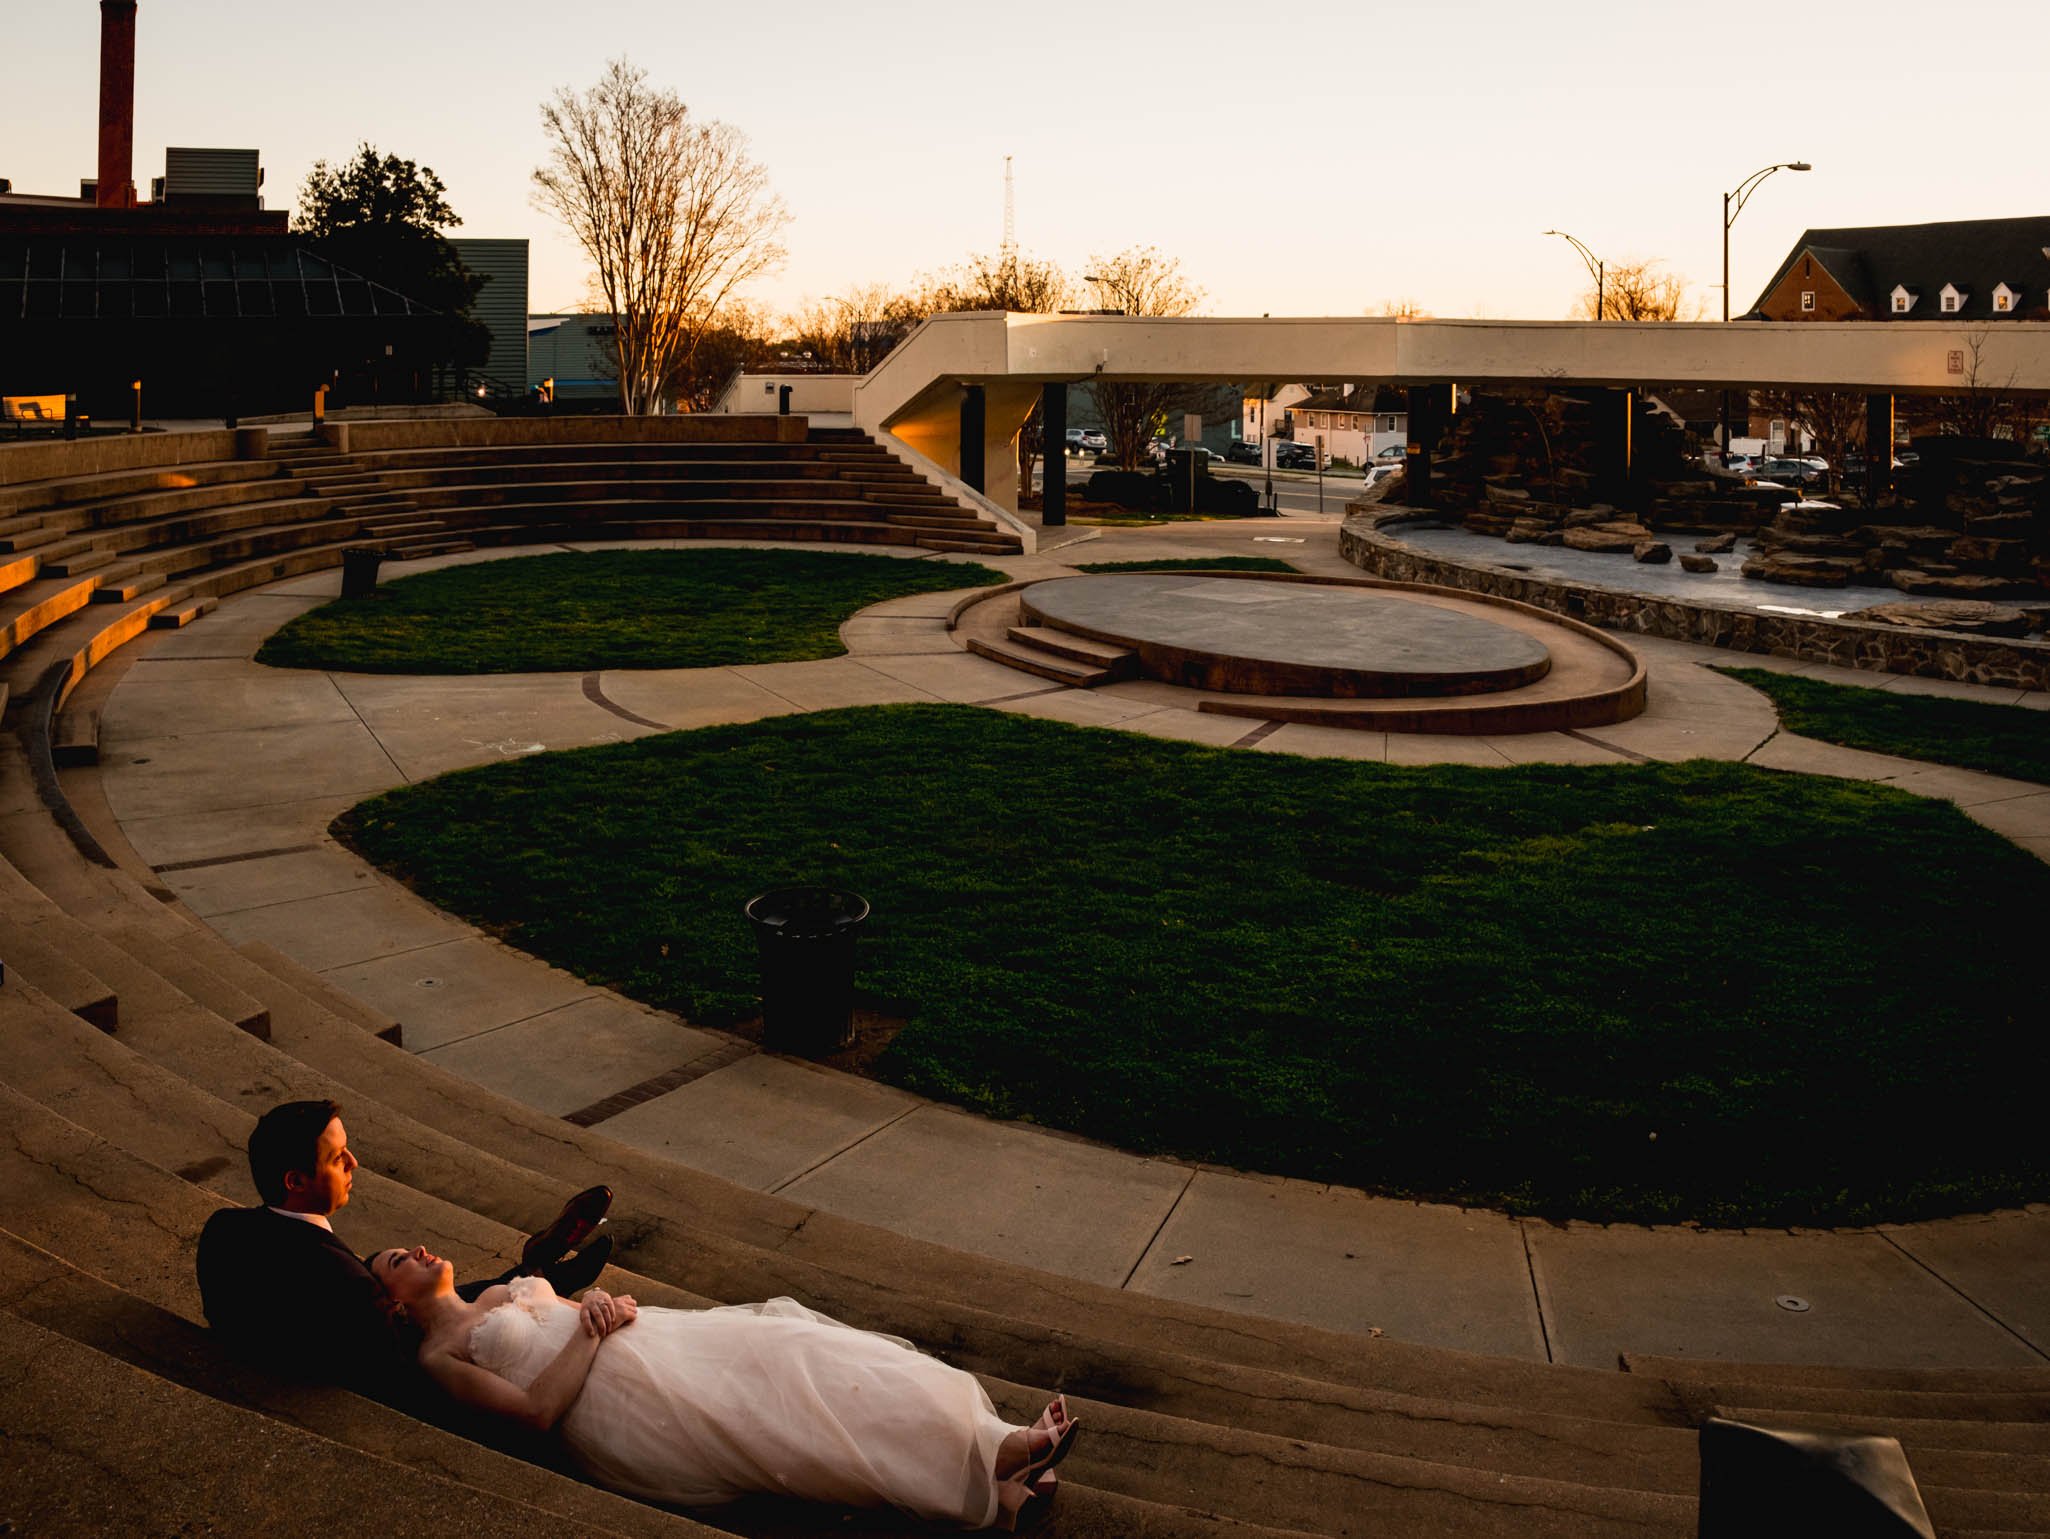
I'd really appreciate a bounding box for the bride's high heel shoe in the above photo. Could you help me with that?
[1012,1414,1078,1486]
[995,1470,1057,1532]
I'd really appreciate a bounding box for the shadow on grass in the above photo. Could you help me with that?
[336,704,2050,1227]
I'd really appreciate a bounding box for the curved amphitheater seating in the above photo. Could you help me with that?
[2,431,2047,1536]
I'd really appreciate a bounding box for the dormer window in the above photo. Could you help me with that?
[1992,283,2019,313]
[1890,285,1917,314]
[1940,283,1966,314]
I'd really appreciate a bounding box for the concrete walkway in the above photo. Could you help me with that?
[88,523,2050,1370]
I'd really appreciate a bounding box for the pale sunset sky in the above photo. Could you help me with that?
[8,0,2040,323]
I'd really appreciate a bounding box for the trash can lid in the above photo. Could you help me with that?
[744,886,870,937]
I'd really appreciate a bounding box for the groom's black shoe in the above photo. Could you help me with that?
[521,1185,612,1276]
[542,1234,613,1296]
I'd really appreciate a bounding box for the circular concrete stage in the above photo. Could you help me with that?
[1021,574,1552,698]
[960,570,1648,734]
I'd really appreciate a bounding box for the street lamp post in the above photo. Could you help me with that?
[1719,160,1812,457]
[1543,230,1604,320]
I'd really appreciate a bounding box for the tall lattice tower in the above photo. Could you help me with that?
[1001,156,1016,256]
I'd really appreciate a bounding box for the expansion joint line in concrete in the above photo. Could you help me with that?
[1118,1164,1200,1291]
[1875,1229,2050,1365]
[972,686,1070,707]
[327,670,413,785]
[1230,721,1287,750]
[1741,725,1782,764]
[764,1100,924,1197]
[579,672,671,731]
[1517,1221,1555,1364]
[1563,728,1650,764]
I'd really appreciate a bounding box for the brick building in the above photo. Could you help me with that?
[1748,216,2050,322]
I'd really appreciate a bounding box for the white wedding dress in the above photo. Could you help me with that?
[468,1277,1019,1526]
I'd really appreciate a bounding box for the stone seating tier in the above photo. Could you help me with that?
[0,429,2045,1535]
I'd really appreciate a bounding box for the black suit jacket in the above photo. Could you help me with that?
[197,1206,411,1386]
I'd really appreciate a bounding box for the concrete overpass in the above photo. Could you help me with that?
[851,312,2050,536]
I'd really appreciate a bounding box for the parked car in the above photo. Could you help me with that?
[1274,442,1318,470]
[1361,463,1404,491]
[1062,428,1086,455]
[1224,440,1263,465]
[1373,444,1408,462]
[1078,429,1108,454]
[1752,457,1828,489]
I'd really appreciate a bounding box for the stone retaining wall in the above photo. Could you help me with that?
[327,415,808,454]
[0,429,243,488]
[1342,507,2050,692]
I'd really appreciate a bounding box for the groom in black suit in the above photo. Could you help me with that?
[197,1098,613,1386]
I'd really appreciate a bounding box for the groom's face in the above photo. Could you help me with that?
[284,1116,357,1215]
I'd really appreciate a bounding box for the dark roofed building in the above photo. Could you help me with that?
[1749,216,2050,322]
[0,219,452,418]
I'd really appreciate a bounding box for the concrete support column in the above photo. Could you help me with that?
[1590,388,1635,506]
[1404,383,1454,509]
[1865,393,1895,503]
[959,385,986,494]
[1040,383,1066,527]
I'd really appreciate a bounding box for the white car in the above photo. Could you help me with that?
[1361,463,1404,491]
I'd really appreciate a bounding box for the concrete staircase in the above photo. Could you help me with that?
[0,433,2044,1535]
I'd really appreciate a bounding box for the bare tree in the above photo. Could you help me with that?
[1372,298,1428,318]
[921,249,1072,314]
[533,60,789,414]
[1082,247,1207,468]
[1761,389,1866,493]
[1573,259,1703,322]
[784,283,925,374]
[1929,332,2049,442]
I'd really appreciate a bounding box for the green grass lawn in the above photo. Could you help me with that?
[1071,558,1299,575]
[1716,667,2050,786]
[256,549,1006,674]
[336,705,2050,1227]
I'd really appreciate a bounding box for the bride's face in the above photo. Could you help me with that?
[370,1245,453,1306]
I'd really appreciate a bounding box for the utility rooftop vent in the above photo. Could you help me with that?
[160,148,263,206]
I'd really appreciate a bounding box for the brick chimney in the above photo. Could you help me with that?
[96,0,138,209]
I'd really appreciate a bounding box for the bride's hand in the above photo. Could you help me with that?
[579,1289,621,1338]
[611,1294,638,1330]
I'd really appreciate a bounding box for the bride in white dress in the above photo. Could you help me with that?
[368,1245,1075,1530]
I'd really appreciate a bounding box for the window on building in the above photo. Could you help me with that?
[1801,291,1816,312]
[1894,295,1910,313]
[1940,284,1965,313]
[1993,284,2017,313]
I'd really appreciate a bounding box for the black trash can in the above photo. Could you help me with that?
[340,546,384,599]
[744,886,870,1055]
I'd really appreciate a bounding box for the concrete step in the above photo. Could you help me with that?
[966,633,1110,685]
[40,544,120,576]
[922,536,1025,555]
[0,523,64,554]
[0,1229,719,1539]
[0,916,119,1027]
[1713,1403,2050,1457]
[89,568,168,603]
[235,939,404,1044]
[1627,1352,2050,1396]
[0,1309,662,1539]
[147,596,219,629]
[1007,625,1139,673]
[50,703,100,766]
